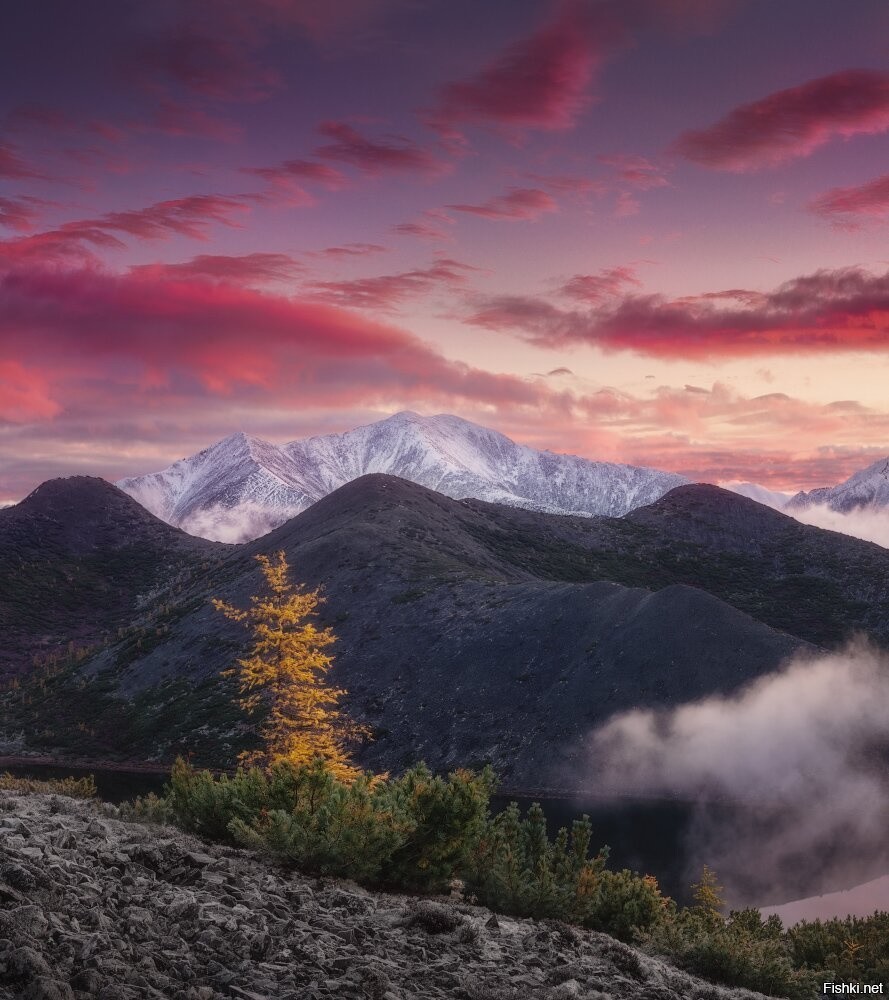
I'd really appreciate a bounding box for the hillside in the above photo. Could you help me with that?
[0,477,226,678]
[2,475,833,786]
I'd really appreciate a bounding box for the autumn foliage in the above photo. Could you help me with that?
[212,551,367,780]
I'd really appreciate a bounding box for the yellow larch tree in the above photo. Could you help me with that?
[212,551,367,781]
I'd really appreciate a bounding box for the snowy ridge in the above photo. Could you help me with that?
[117,411,689,541]
[787,456,889,513]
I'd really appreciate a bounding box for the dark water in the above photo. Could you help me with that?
[3,763,168,801]
[5,763,704,901]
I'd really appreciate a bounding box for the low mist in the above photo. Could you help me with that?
[180,502,299,543]
[583,641,889,906]
[788,502,889,549]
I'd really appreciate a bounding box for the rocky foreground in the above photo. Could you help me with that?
[0,793,768,1000]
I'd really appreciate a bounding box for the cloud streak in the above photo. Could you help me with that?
[314,121,447,177]
[447,187,557,221]
[809,171,889,227]
[306,258,477,311]
[425,2,613,139]
[673,70,889,172]
[467,266,889,358]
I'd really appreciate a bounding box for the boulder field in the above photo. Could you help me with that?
[0,793,769,1000]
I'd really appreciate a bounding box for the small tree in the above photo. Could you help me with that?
[212,551,367,780]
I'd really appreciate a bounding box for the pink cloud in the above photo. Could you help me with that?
[0,266,549,416]
[242,158,347,190]
[0,195,251,269]
[0,229,122,269]
[0,361,61,423]
[467,266,889,358]
[673,70,889,171]
[809,172,889,226]
[560,266,641,302]
[425,2,614,139]
[392,220,451,241]
[129,253,303,284]
[307,258,477,311]
[0,142,44,179]
[309,243,388,259]
[597,153,670,190]
[613,191,640,217]
[0,197,45,233]
[314,121,447,177]
[447,187,558,221]
[392,209,454,242]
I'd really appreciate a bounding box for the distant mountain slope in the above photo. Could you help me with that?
[0,475,815,784]
[0,477,226,677]
[117,411,689,541]
[787,455,889,512]
[722,481,791,509]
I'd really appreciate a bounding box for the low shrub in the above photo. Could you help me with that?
[0,771,97,798]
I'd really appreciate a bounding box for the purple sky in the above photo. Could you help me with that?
[2,0,889,501]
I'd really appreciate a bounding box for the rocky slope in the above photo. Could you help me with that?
[116,411,688,541]
[0,792,769,1000]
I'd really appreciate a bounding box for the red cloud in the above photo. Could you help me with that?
[673,70,889,171]
[560,266,641,302]
[467,266,889,358]
[0,142,44,179]
[88,195,248,241]
[447,187,557,221]
[392,220,450,241]
[0,266,545,411]
[243,158,347,190]
[0,361,61,423]
[809,172,889,226]
[314,121,447,176]
[425,2,613,139]
[0,197,45,233]
[129,253,303,284]
[307,258,477,311]
[309,243,388,259]
[0,195,251,269]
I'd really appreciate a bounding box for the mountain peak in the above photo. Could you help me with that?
[117,412,689,541]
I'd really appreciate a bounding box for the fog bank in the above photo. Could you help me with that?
[788,503,889,549]
[584,641,889,905]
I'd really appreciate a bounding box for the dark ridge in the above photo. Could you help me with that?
[3,476,219,555]
[0,476,226,677]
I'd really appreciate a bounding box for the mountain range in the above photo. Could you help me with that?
[787,456,889,513]
[116,411,689,542]
[7,470,889,789]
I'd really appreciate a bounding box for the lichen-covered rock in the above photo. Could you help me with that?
[0,793,770,1000]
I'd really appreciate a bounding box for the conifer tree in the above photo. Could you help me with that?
[212,551,367,781]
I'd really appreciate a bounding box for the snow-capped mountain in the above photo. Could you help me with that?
[721,481,791,510]
[117,411,689,542]
[786,456,889,513]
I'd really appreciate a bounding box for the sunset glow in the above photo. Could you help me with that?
[2,0,889,500]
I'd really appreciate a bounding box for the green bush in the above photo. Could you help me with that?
[643,905,821,999]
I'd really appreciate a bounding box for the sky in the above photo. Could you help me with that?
[2,0,889,503]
